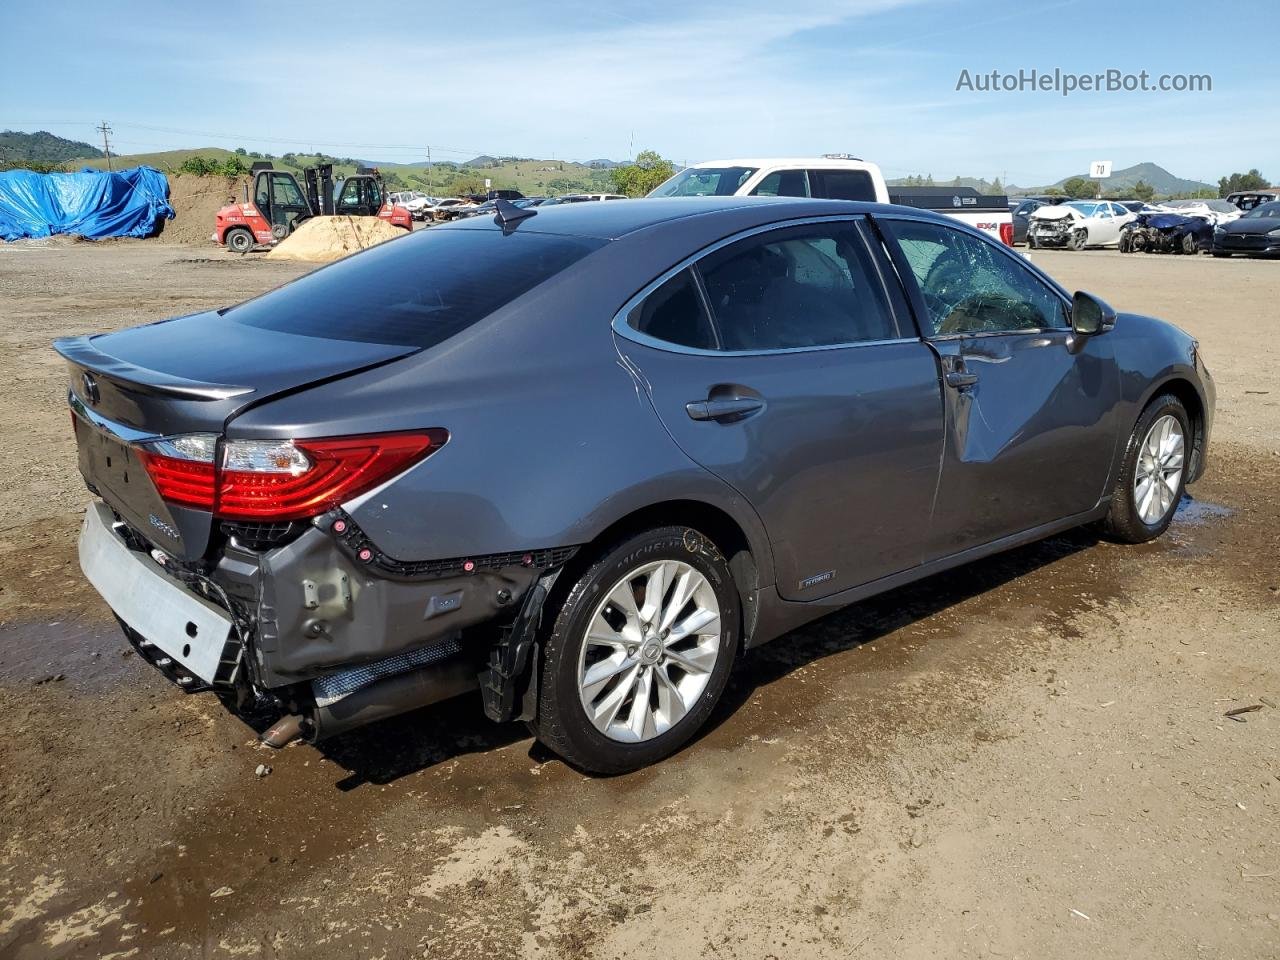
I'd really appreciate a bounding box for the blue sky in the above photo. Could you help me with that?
[2,0,1273,186]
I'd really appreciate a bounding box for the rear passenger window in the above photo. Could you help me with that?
[807,169,877,202]
[627,269,717,350]
[697,222,899,350]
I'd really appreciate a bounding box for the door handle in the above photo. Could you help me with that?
[686,397,765,422]
[945,371,979,389]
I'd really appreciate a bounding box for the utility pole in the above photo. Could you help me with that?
[426,145,432,195]
[96,121,113,171]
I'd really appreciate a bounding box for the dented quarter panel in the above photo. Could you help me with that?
[233,525,538,687]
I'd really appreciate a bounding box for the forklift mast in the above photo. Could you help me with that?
[303,164,335,216]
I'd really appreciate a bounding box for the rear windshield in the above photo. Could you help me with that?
[228,228,604,347]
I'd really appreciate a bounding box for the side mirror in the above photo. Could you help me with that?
[1071,290,1116,336]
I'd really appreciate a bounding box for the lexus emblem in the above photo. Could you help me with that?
[81,371,100,405]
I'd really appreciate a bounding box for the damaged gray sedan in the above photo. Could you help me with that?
[56,197,1214,774]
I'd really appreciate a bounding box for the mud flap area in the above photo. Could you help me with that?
[480,569,561,723]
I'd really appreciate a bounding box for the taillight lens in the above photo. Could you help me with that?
[137,429,446,521]
[136,435,219,510]
[999,221,1014,246]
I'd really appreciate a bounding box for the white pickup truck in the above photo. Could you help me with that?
[648,157,1014,246]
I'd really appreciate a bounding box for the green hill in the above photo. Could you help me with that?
[1,130,103,168]
[73,148,618,197]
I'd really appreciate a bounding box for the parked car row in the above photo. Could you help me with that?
[1008,195,1278,257]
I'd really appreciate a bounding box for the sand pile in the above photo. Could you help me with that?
[265,216,405,262]
[161,173,250,245]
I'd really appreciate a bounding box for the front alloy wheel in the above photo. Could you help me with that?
[1101,393,1191,543]
[1133,414,1185,525]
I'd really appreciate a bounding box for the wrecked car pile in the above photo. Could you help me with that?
[1119,212,1215,254]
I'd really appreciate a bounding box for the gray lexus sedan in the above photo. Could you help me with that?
[55,197,1214,774]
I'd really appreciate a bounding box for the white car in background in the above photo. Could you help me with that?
[388,192,437,220]
[425,198,476,221]
[1028,200,1137,249]
[649,157,1014,246]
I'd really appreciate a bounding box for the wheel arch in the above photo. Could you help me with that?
[557,498,766,648]
[1149,376,1207,479]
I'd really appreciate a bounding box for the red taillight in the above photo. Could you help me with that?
[218,431,444,520]
[138,451,218,509]
[138,430,446,521]
[999,221,1014,246]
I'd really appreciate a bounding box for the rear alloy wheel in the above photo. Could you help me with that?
[224,227,254,254]
[533,526,739,774]
[1101,394,1190,543]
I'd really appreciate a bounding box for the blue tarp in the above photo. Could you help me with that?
[0,166,174,241]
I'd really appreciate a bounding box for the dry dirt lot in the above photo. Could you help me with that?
[0,240,1277,960]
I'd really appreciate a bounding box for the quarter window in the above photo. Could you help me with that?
[626,269,717,350]
[885,219,1067,335]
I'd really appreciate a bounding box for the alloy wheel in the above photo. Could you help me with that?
[577,559,722,743]
[1134,414,1184,524]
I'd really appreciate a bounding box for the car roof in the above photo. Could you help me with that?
[439,195,954,241]
[689,157,876,169]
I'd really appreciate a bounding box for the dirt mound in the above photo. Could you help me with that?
[265,216,405,262]
[160,173,249,245]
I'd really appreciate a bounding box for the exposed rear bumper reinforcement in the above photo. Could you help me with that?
[308,636,477,740]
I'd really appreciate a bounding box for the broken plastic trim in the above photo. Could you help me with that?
[480,568,562,724]
[318,508,578,582]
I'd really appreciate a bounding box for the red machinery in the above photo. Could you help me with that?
[214,163,412,253]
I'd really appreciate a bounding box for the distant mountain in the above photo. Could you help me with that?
[585,159,620,169]
[0,130,103,165]
[1048,162,1212,196]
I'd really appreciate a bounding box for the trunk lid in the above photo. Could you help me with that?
[56,310,417,560]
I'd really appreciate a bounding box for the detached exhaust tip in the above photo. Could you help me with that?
[261,713,307,748]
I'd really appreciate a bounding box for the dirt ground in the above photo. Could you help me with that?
[0,241,1277,959]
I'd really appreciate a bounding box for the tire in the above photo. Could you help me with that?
[1100,394,1191,544]
[1027,234,1039,250]
[224,227,254,254]
[1181,233,1198,255]
[1069,229,1088,251]
[531,526,740,774]
[1118,233,1132,253]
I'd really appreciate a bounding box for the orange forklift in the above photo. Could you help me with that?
[214,162,412,253]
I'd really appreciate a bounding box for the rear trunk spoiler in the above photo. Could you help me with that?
[53,335,253,402]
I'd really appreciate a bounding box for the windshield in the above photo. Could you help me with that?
[229,228,605,347]
[1066,202,1102,216]
[1244,201,1280,219]
[648,166,758,197]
